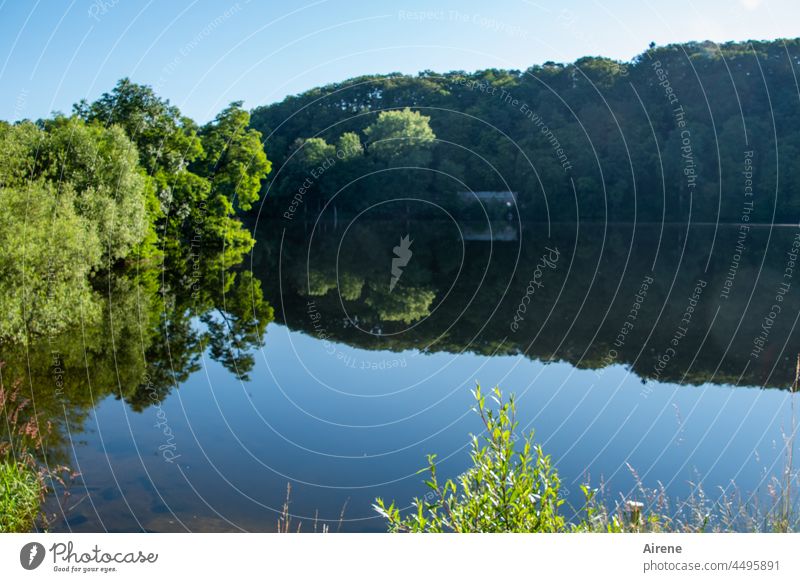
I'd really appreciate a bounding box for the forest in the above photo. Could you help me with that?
[250,39,800,223]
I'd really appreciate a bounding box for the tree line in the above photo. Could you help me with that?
[1,79,274,460]
[250,39,800,223]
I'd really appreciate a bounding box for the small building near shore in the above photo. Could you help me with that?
[457,191,517,205]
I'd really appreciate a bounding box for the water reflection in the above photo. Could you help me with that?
[1,250,273,468]
[5,216,800,531]
[255,219,800,390]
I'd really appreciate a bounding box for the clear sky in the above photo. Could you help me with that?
[1,0,798,123]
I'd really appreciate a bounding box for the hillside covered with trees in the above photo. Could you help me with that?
[251,39,800,223]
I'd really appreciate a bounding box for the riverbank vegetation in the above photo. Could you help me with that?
[0,376,71,532]
[0,78,272,345]
[1,79,275,383]
[0,459,41,532]
[375,386,800,532]
[1,80,275,530]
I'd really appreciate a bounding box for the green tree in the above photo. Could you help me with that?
[335,132,363,160]
[38,116,152,260]
[1,117,151,262]
[192,101,271,212]
[75,77,202,176]
[300,137,336,167]
[363,107,436,164]
[0,182,101,342]
[77,81,272,265]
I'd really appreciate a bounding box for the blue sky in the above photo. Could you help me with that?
[1,0,797,123]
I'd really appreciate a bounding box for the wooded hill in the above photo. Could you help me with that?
[251,39,800,223]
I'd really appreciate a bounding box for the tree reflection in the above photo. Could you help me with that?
[256,217,800,390]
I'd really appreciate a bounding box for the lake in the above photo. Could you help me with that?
[15,218,800,531]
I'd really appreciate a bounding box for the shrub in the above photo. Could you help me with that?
[375,386,565,532]
[376,386,799,533]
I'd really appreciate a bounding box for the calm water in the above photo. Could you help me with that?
[25,219,800,531]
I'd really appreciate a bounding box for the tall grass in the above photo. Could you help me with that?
[0,459,42,532]
[0,366,69,532]
[277,482,349,533]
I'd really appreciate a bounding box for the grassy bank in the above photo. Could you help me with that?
[0,458,43,532]
[0,371,64,532]
[374,386,800,533]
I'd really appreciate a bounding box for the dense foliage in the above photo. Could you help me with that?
[252,39,800,222]
[75,79,271,264]
[1,79,275,464]
[0,460,42,533]
[0,378,62,533]
[1,77,273,342]
[0,117,147,341]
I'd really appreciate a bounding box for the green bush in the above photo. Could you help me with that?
[375,386,565,532]
[375,387,799,533]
